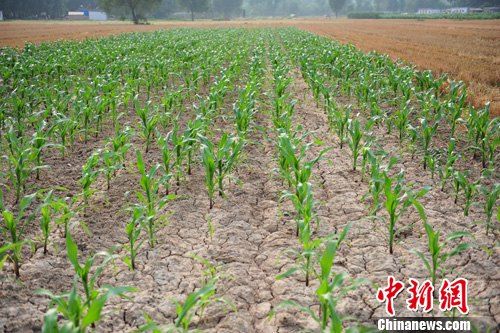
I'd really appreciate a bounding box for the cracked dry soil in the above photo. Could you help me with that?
[0,46,499,333]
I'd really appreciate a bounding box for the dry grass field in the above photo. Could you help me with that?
[1,18,498,115]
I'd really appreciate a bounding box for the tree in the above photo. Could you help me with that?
[213,0,243,19]
[329,0,347,16]
[97,0,162,24]
[0,0,67,19]
[179,0,209,20]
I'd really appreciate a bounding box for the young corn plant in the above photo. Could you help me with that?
[332,105,351,149]
[80,152,100,211]
[171,121,185,188]
[420,117,440,170]
[4,127,33,203]
[481,184,499,235]
[274,226,365,333]
[139,278,223,333]
[54,197,74,238]
[53,113,78,158]
[316,226,362,332]
[393,100,412,144]
[366,153,397,216]
[199,134,243,208]
[282,180,321,286]
[135,150,170,248]
[40,282,133,333]
[439,139,459,191]
[200,140,216,209]
[468,104,499,169]
[183,117,204,176]
[456,173,479,216]
[124,207,143,271]
[425,151,439,180]
[136,103,159,153]
[414,222,472,288]
[347,118,362,171]
[173,277,219,331]
[158,133,173,195]
[452,171,462,205]
[39,190,64,255]
[65,231,118,305]
[40,232,133,332]
[109,127,132,169]
[30,121,53,180]
[234,88,256,137]
[383,171,429,254]
[0,193,35,278]
[99,149,121,191]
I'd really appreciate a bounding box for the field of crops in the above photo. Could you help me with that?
[0,28,498,332]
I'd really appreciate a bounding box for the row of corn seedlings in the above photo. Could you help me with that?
[280,28,497,237]
[275,30,482,327]
[0,30,259,331]
[266,40,366,332]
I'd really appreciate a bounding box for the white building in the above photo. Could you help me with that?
[67,10,107,21]
[67,11,88,20]
[417,8,443,14]
[447,7,469,14]
[88,11,107,21]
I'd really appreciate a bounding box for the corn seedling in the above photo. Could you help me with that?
[316,227,363,332]
[283,180,321,286]
[394,100,412,144]
[478,184,499,236]
[183,117,204,175]
[347,118,362,171]
[383,172,429,254]
[135,150,171,248]
[452,171,462,205]
[439,139,459,191]
[136,103,159,153]
[420,118,440,170]
[199,133,243,207]
[30,121,53,180]
[174,277,220,331]
[0,193,35,278]
[109,126,132,169]
[39,278,133,333]
[273,226,365,333]
[332,105,351,149]
[39,190,67,255]
[4,126,33,203]
[158,133,173,195]
[65,231,118,305]
[99,149,121,191]
[414,222,472,288]
[455,173,479,216]
[124,207,143,271]
[171,121,185,187]
[200,140,216,209]
[80,152,99,210]
[366,153,397,216]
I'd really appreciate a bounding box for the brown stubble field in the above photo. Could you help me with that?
[0,18,499,116]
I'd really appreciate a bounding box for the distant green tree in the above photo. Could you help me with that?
[329,0,347,16]
[97,0,162,23]
[0,0,67,19]
[66,0,98,10]
[213,0,243,19]
[179,0,209,20]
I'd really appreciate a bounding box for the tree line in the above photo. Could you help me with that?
[0,0,498,21]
